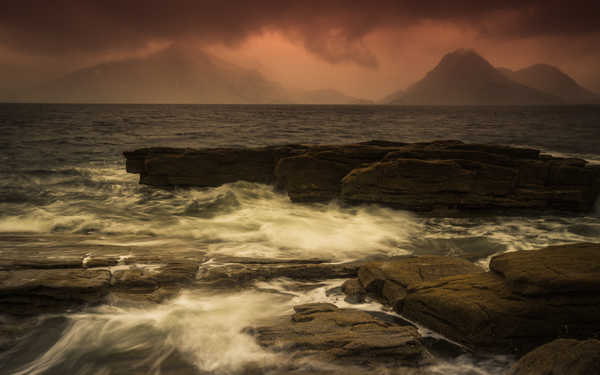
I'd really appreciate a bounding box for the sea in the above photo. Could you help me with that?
[1,104,600,375]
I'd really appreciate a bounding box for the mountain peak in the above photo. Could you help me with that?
[387,48,563,105]
[432,48,497,78]
[503,63,599,104]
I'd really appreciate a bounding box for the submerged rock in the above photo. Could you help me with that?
[0,269,111,316]
[250,303,431,369]
[196,258,358,289]
[341,278,367,304]
[401,243,600,355]
[124,140,600,213]
[109,262,200,303]
[509,339,600,375]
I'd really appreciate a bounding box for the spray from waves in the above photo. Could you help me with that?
[10,279,514,375]
[12,291,291,375]
[0,167,422,261]
[2,164,599,263]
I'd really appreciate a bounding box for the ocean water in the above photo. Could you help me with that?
[1,104,600,374]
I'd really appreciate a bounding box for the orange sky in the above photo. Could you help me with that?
[207,27,600,100]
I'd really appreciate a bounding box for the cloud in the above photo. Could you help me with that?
[1,1,598,67]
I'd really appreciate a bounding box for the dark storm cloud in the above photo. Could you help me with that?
[1,1,598,66]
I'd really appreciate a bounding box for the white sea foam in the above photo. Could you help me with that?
[14,290,291,375]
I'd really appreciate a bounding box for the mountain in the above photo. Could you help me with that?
[387,49,563,105]
[14,46,292,104]
[500,64,600,104]
[12,46,368,104]
[380,89,404,104]
[291,89,372,104]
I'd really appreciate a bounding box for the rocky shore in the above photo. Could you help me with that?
[124,140,600,212]
[2,234,599,373]
[2,141,599,373]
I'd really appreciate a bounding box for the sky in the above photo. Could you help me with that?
[1,1,600,100]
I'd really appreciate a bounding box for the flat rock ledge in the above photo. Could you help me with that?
[399,243,600,355]
[343,255,483,308]
[248,302,432,371]
[0,238,363,317]
[124,140,600,213]
[0,262,200,317]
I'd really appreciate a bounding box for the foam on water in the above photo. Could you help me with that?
[9,279,513,375]
[1,166,599,263]
[12,291,290,375]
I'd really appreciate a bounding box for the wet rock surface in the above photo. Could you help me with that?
[2,231,599,373]
[353,256,483,311]
[124,145,308,187]
[0,235,363,316]
[124,140,600,213]
[489,242,600,295]
[509,339,600,375]
[0,235,204,315]
[197,257,359,289]
[250,303,431,369]
[0,268,111,316]
[401,243,600,355]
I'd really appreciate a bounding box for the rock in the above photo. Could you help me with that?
[0,235,205,313]
[489,242,600,295]
[355,256,483,311]
[197,260,358,289]
[341,279,366,303]
[407,236,506,262]
[402,243,600,355]
[274,143,404,202]
[124,140,600,213]
[109,262,199,303]
[124,145,308,186]
[0,269,111,316]
[250,303,431,368]
[0,256,85,270]
[509,339,600,375]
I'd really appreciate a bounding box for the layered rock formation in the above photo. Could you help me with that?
[400,243,600,355]
[3,232,599,371]
[344,256,483,308]
[124,140,600,213]
[250,303,431,370]
[0,235,364,317]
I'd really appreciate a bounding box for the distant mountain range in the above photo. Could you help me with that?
[6,46,598,105]
[384,49,599,105]
[11,46,369,105]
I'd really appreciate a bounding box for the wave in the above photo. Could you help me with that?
[2,178,598,263]
[6,279,513,375]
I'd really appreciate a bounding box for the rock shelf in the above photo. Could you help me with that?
[124,140,600,213]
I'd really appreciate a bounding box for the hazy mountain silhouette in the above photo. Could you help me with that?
[380,89,404,104]
[14,46,288,104]
[386,49,563,105]
[292,89,372,104]
[12,46,367,104]
[500,64,599,104]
